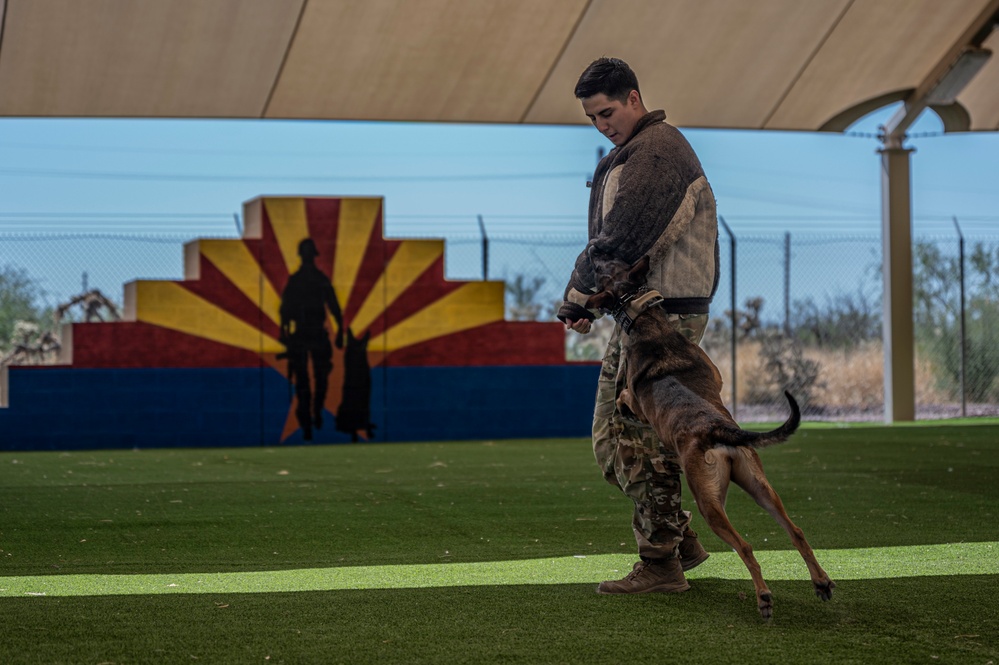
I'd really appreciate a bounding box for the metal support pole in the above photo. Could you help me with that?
[719,216,737,419]
[879,144,916,422]
[953,216,967,417]
[873,15,998,420]
[477,215,489,280]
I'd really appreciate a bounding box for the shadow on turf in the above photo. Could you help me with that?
[3,576,995,664]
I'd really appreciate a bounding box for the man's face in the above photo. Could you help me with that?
[581,90,645,147]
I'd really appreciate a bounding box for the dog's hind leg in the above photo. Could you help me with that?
[686,447,775,619]
[730,448,835,601]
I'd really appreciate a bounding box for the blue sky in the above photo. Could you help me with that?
[1,103,997,311]
[1,103,997,237]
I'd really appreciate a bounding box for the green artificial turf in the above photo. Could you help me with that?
[2,542,996,597]
[1,424,998,663]
[2,577,996,665]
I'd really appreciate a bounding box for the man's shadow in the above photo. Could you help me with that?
[278,238,344,441]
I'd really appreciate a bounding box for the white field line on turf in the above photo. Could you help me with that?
[0,541,995,597]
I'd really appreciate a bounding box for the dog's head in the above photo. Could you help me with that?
[583,250,652,313]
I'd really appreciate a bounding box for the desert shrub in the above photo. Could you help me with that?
[745,331,823,411]
[964,301,999,401]
[916,296,999,402]
[792,288,881,349]
[1,264,52,353]
[506,274,548,321]
[913,240,999,403]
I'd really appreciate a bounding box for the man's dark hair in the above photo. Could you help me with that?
[574,57,641,101]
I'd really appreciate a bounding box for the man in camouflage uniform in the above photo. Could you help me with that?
[558,58,720,594]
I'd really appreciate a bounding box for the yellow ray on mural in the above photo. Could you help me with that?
[333,198,381,308]
[264,198,311,276]
[369,281,504,353]
[133,281,283,354]
[197,240,282,325]
[350,239,444,334]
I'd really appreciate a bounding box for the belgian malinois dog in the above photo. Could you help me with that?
[584,252,834,619]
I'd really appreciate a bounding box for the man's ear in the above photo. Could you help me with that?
[584,290,615,312]
[628,255,651,283]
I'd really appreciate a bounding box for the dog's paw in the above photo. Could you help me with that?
[757,591,773,620]
[814,579,835,602]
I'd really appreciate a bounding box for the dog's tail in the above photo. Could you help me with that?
[712,391,800,449]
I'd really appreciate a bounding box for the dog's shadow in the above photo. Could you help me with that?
[570,578,846,625]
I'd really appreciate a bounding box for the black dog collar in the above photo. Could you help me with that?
[611,288,664,334]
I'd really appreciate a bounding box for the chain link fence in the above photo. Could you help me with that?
[4,228,999,422]
[0,232,226,371]
[431,228,999,422]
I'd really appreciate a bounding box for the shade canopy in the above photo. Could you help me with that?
[1,0,997,131]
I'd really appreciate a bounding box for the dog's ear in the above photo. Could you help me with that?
[584,290,615,312]
[587,245,605,276]
[587,244,616,269]
[628,255,652,283]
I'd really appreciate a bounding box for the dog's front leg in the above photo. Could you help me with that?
[616,388,648,423]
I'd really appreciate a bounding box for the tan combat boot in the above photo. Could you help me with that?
[678,527,710,572]
[596,558,690,594]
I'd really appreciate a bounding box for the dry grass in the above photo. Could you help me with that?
[806,343,885,409]
[709,340,952,415]
[579,329,979,420]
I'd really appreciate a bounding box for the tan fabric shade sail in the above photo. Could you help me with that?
[1,0,997,131]
[1,0,997,424]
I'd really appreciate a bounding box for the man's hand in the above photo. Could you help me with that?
[557,302,595,333]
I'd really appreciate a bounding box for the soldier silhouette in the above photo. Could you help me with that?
[279,238,344,441]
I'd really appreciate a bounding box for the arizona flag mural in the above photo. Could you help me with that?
[1,197,597,450]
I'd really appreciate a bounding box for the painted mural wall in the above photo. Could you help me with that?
[0,197,598,450]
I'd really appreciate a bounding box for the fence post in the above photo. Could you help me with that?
[719,216,737,419]
[953,216,967,417]
[477,215,489,280]
[784,232,791,337]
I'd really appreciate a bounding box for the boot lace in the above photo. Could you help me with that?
[625,562,649,580]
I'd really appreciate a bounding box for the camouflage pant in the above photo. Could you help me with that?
[592,313,708,561]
